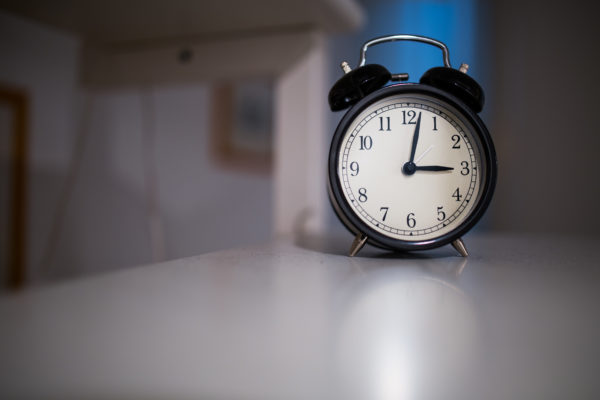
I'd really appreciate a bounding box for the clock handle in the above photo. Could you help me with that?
[358,34,452,69]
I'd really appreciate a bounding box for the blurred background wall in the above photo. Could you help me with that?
[1,0,599,289]
[489,1,600,235]
[0,7,277,284]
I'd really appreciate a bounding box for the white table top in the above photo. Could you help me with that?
[1,232,599,399]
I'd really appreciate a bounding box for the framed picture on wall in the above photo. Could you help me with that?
[210,79,273,174]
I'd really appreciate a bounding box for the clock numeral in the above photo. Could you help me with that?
[451,134,461,149]
[379,116,391,131]
[359,135,372,150]
[358,188,368,202]
[432,116,438,131]
[452,187,463,202]
[437,206,446,221]
[350,161,359,176]
[402,110,417,125]
[380,207,389,221]
[461,161,470,176]
[406,212,416,228]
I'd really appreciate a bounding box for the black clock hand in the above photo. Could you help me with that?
[408,112,422,163]
[402,112,423,176]
[414,165,454,171]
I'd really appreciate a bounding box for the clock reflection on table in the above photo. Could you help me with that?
[297,233,480,399]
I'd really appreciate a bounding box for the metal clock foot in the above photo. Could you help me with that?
[451,238,469,257]
[349,234,368,257]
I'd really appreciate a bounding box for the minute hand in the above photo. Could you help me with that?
[407,112,422,163]
[414,165,454,171]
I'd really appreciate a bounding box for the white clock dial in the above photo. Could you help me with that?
[337,94,483,241]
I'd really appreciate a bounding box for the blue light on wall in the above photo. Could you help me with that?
[332,0,478,84]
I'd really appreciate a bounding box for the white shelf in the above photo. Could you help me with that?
[1,0,364,85]
[1,233,598,398]
[0,0,363,43]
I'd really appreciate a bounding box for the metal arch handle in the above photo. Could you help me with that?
[358,34,452,68]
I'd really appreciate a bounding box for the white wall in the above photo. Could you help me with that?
[47,86,273,279]
[0,11,273,284]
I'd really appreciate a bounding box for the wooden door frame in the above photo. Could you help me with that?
[0,85,28,290]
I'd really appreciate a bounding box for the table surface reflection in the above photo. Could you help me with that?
[1,232,599,399]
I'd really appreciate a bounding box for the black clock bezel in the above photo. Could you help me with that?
[327,83,497,252]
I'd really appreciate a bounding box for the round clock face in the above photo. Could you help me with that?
[331,86,493,247]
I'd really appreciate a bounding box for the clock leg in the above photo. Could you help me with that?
[451,238,469,257]
[349,233,368,257]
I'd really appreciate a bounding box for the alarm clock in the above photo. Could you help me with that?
[327,34,497,257]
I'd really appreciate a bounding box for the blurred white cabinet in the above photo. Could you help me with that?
[0,0,364,236]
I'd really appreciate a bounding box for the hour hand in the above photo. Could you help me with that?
[414,165,454,172]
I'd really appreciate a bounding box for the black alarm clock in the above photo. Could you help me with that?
[327,34,497,257]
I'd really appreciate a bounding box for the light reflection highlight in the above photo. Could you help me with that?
[332,261,479,400]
